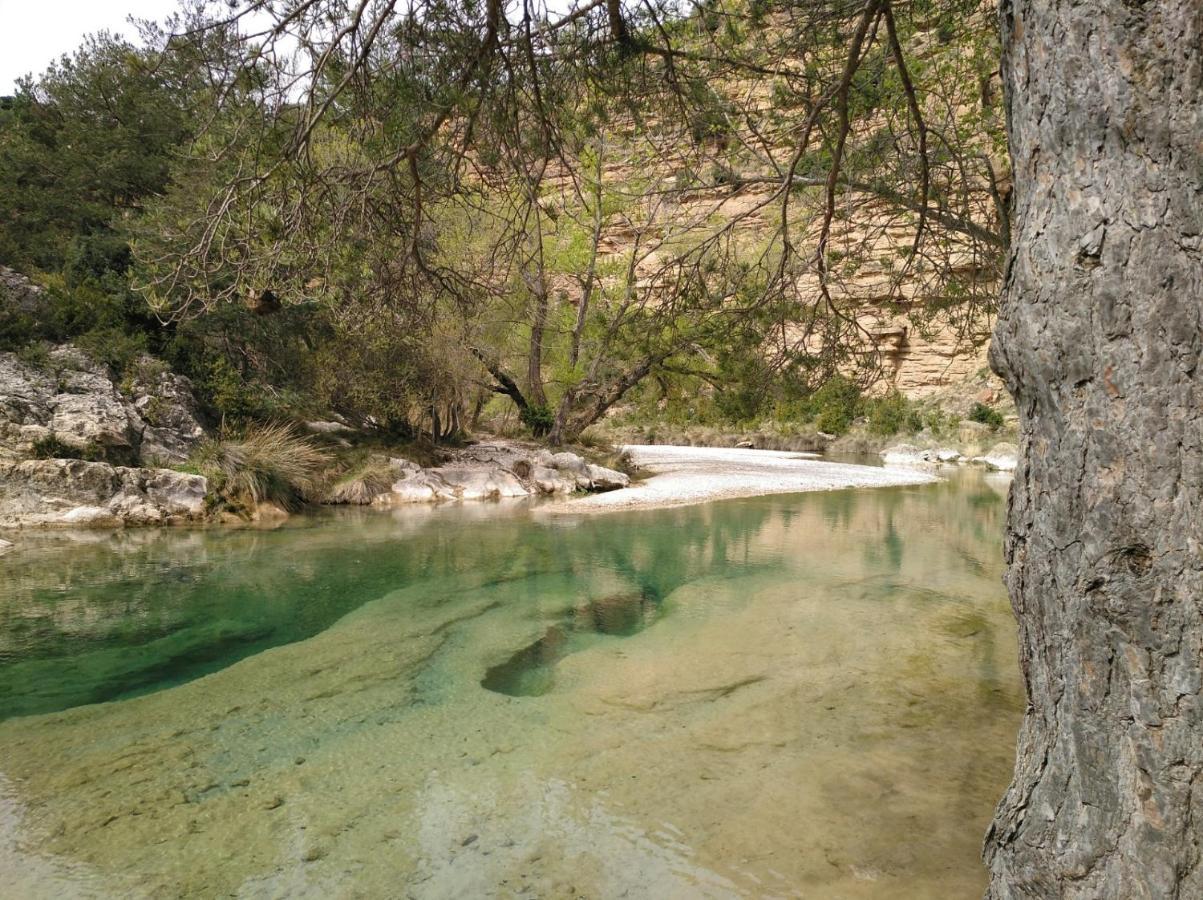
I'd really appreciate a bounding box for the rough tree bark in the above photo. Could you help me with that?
[984,1,1202,897]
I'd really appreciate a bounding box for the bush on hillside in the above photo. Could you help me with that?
[863,391,923,435]
[968,402,1005,429]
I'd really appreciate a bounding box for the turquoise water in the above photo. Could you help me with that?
[0,494,783,719]
[0,470,1023,898]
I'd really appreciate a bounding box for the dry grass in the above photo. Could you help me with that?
[194,422,332,511]
[325,458,396,505]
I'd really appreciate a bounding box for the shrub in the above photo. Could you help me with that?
[31,434,103,461]
[74,326,147,374]
[192,422,331,511]
[520,404,555,437]
[326,458,396,505]
[863,391,922,435]
[968,402,1005,429]
[809,376,863,435]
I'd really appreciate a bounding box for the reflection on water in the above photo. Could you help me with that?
[482,587,663,696]
[0,469,1021,898]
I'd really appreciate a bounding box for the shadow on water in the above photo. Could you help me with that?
[481,586,662,696]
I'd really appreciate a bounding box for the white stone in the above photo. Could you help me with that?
[973,443,1019,472]
[880,444,937,465]
[582,464,630,491]
[306,420,353,434]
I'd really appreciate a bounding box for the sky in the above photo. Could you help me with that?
[0,0,179,94]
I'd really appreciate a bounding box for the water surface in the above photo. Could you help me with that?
[0,470,1022,898]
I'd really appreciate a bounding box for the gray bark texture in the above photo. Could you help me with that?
[985,0,1203,897]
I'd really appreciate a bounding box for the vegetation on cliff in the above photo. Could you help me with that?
[1,0,1006,448]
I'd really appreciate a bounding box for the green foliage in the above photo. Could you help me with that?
[195,355,260,423]
[863,391,923,436]
[0,308,36,351]
[968,402,1005,429]
[808,376,863,435]
[192,422,332,512]
[72,326,148,375]
[0,35,193,272]
[520,404,555,437]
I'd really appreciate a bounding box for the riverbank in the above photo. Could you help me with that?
[551,444,941,513]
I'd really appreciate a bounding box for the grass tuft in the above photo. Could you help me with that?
[193,422,331,511]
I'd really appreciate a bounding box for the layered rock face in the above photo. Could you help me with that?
[0,331,210,527]
[0,347,204,465]
[0,458,207,528]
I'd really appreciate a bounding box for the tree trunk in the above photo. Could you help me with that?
[552,352,664,445]
[985,1,1203,897]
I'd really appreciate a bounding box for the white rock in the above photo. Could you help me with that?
[531,465,576,494]
[305,420,353,434]
[973,443,1019,472]
[432,467,532,500]
[0,537,12,553]
[880,444,936,465]
[582,464,630,491]
[0,459,209,528]
[59,506,114,525]
[389,457,421,473]
[549,451,588,474]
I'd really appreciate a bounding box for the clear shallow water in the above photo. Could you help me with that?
[0,470,1022,898]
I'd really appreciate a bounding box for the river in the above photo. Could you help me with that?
[0,467,1022,898]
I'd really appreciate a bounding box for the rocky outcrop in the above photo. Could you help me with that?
[0,347,205,465]
[0,458,207,528]
[126,360,206,465]
[881,440,1015,472]
[971,443,1018,472]
[0,265,46,317]
[355,442,631,506]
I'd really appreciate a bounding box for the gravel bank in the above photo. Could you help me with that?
[550,444,940,513]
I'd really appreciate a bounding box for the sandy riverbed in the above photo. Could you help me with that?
[554,444,940,513]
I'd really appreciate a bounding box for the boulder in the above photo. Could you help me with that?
[580,464,631,491]
[0,266,46,318]
[0,537,12,554]
[305,420,354,434]
[973,443,1019,472]
[531,465,577,495]
[0,459,207,528]
[46,347,142,460]
[429,467,532,500]
[382,470,459,504]
[548,451,588,474]
[374,441,633,505]
[880,444,937,465]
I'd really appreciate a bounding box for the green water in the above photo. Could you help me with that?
[0,470,1023,898]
